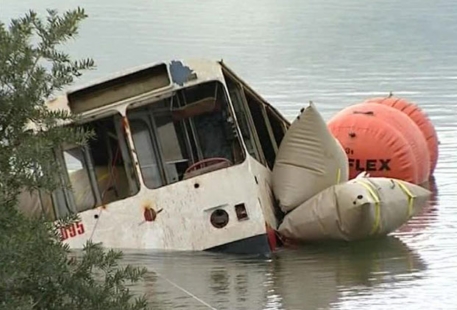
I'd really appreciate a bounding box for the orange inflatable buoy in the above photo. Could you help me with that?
[364,95,439,175]
[328,108,419,184]
[330,103,430,184]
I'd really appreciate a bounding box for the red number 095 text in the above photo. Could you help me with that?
[60,222,85,241]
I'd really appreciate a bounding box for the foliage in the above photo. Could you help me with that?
[0,206,148,310]
[0,7,94,206]
[0,8,149,309]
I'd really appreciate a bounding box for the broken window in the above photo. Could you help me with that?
[128,98,191,188]
[55,112,139,216]
[127,81,245,187]
[15,151,66,220]
[39,191,56,220]
[19,150,78,220]
[130,118,164,189]
[16,188,56,221]
[64,146,96,212]
[154,100,192,183]
[223,71,263,163]
[221,67,288,170]
[52,150,75,218]
[181,81,242,164]
[244,91,278,170]
[266,106,288,148]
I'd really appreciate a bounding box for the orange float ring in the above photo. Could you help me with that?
[364,95,439,175]
[328,109,418,184]
[331,103,430,184]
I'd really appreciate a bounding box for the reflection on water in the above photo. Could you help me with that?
[275,238,426,310]
[122,236,425,310]
[396,177,439,236]
[2,0,457,308]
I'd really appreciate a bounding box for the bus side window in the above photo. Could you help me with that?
[244,91,278,170]
[222,72,266,165]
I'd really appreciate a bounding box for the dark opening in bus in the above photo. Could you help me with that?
[127,81,245,188]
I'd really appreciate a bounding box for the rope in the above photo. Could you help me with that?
[154,270,218,310]
[89,207,103,240]
[101,143,121,200]
[88,117,215,309]
[90,142,120,240]
[394,180,416,217]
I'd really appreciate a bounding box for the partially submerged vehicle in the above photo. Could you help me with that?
[18,59,290,255]
[17,59,431,254]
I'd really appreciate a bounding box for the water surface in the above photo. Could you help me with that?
[1,0,456,309]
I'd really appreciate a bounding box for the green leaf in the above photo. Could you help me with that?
[0,8,149,309]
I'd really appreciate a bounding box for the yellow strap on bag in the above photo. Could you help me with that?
[355,180,381,235]
[394,180,416,218]
[336,168,341,183]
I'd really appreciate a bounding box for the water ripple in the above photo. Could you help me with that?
[2,0,457,308]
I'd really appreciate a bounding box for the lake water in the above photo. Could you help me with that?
[2,0,457,309]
